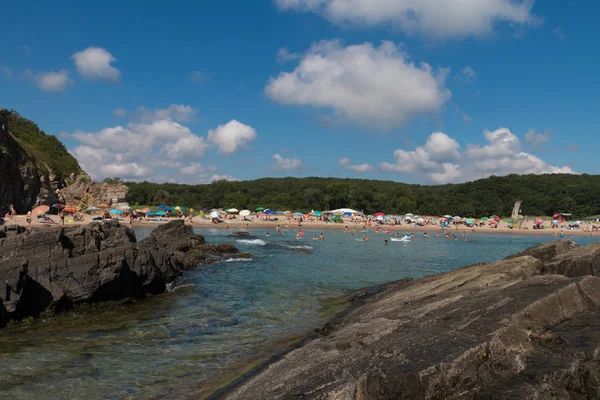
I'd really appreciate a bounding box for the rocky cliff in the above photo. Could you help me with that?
[59,179,129,210]
[215,240,600,400]
[0,220,240,327]
[0,109,81,213]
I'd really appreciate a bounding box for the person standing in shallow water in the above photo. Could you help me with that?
[319,233,324,241]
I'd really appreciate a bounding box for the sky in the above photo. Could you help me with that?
[1,0,598,185]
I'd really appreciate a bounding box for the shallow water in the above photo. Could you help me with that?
[0,227,597,399]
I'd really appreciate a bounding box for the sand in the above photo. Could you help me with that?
[4,214,597,238]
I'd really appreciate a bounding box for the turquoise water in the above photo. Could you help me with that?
[0,227,597,399]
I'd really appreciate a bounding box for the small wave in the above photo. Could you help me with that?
[280,245,313,250]
[223,258,253,263]
[166,283,195,292]
[237,239,267,246]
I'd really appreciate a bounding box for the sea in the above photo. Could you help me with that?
[0,227,597,399]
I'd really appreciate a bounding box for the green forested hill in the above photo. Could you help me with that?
[124,174,600,217]
[6,110,82,178]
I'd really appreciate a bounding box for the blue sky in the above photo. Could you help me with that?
[1,0,598,184]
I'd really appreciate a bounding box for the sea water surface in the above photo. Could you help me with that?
[0,227,597,399]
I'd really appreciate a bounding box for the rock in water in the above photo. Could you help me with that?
[0,220,237,327]
[215,241,600,400]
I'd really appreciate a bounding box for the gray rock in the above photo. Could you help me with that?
[214,242,600,400]
[0,220,238,327]
[505,239,579,263]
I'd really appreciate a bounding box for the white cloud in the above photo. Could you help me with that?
[524,128,550,148]
[276,47,300,64]
[457,66,477,82]
[67,106,233,182]
[271,154,304,170]
[461,112,472,122]
[35,70,74,92]
[72,47,121,81]
[207,120,258,153]
[380,128,574,184]
[275,0,538,38]
[339,157,374,172]
[113,108,128,117]
[266,40,450,129]
[190,71,209,83]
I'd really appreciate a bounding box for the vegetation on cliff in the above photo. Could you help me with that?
[6,110,82,179]
[125,173,600,217]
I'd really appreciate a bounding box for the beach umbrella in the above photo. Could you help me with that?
[265,209,275,214]
[534,218,543,224]
[295,212,304,216]
[96,203,109,208]
[503,219,512,223]
[405,213,414,217]
[52,203,64,209]
[155,211,165,216]
[453,216,461,220]
[146,211,156,216]
[157,205,167,209]
[283,210,291,214]
[374,212,386,217]
[226,208,239,213]
[174,206,183,211]
[481,217,489,221]
[239,210,251,216]
[256,207,265,211]
[109,209,122,215]
[489,220,498,225]
[86,206,100,212]
[119,205,131,210]
[209,210,220,218]
[314,211,322,216]
[63,206,78,213]
[465,219,474,225]
[443,215,453,218]
[343,212,352,217]
[439,217,447,222]
[141,208,151,213]
[32,205,50,215]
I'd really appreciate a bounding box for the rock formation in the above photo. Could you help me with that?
[215,240,600,399]
[59,179,129,210]
[0,220,239,327]
[0,110,65,213]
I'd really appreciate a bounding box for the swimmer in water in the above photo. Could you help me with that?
[312,235,318,241]
[363,233,369,241]
[265,232,270,237]
[319,232,324,241]
[296,232,301,240]
[384,239,388,245]
[424,232,429,238]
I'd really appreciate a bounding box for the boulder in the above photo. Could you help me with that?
[0,220,239,328]
[505,239,578,263]
[214,242,600,400]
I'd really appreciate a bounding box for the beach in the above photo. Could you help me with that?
[5,213,597,237]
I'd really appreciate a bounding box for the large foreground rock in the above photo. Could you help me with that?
[216,241,600,399]
[0,220,238,327]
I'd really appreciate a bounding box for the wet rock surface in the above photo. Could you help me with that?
[215,241,600,400]
[0,220,239,327]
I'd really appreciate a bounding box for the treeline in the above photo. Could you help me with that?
[7,110,82,178]
[124,174,600,218]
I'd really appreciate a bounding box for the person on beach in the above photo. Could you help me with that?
[26,211,32,230]
[189,208,194,223]
[59,211,65,226]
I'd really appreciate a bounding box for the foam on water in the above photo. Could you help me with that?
[223,258,253,262]
[237,239,267,246]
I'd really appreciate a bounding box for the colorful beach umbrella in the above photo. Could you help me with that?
[239,210,251,216]
[256,207,265,211]
[141,208,151,213]
[374,212,386,217]
[295,212,304,216]
[96,203,109,208]
[155,211,166,216]
[31,205,49,215]
[86,206,100,212]
[52,203,64,209]
[226,208,239,213]
[63,206,78,213]
[109,209,122,215]
[480,217,489,221]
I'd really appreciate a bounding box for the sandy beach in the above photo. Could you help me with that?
[4,213,597,238]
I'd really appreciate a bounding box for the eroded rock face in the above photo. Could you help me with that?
[0,220,237,327]
[216,241,600,400]
[59,179,129,210]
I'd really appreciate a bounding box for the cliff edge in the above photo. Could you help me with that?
[215,240,600,399]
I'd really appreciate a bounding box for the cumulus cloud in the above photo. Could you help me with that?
[72,47,121,81]
[67,105,236,183]
[34,70,74,92]
[207,120,258,153]
[380,128,574,184]
[524,128,550,148]
[275,0,538,38]
[339,157,374,172]
[266,40,450,129]
[271,154,304,170]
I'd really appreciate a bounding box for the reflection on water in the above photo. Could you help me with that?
[0,227,597,399]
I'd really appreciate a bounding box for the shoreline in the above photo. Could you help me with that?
[5,215,596,237]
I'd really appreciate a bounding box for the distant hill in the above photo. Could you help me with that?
[6,110,82,178]
[125,174,600,218]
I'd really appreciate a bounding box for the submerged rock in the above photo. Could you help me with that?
[0,220,239,327]
[215,241,600,400]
